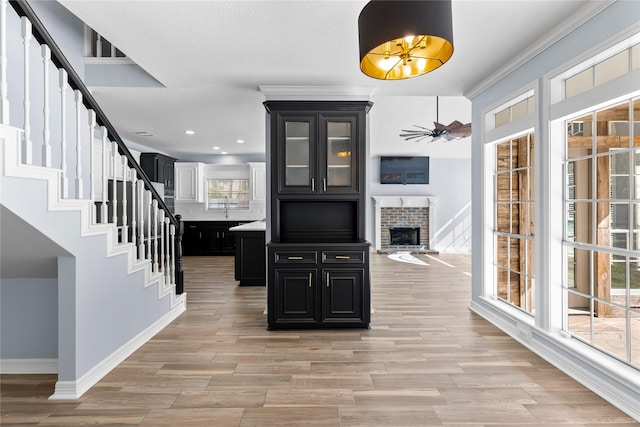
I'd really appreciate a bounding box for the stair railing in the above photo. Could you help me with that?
[1,0,184,294]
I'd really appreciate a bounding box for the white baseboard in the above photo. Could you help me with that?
[49,297,186,400]
[0,358,58,374]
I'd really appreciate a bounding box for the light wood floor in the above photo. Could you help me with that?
[2,253,638,426]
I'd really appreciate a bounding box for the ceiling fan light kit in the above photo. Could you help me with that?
[358,0,454,80]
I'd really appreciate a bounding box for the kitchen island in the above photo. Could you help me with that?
[229,220,266,286]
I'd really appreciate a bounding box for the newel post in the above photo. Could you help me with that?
[174,214,184,294]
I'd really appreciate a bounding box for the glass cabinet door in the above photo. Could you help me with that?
[321,117,358,194]
[280,117,316,193]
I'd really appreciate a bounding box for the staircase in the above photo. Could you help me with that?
[0,0,186,399]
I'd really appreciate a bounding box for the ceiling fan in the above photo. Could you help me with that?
[400,97,471,143]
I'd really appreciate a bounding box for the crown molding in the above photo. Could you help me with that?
[465,0,615,99]
[259,85,376,100]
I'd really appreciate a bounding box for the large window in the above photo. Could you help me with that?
[564,97,640,367]
[494,133,535,314]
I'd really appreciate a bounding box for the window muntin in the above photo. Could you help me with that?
[494,133,535,314]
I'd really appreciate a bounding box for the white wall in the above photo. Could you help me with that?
[368,96,472,252]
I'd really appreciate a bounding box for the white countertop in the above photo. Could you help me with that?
[229,220,266,232]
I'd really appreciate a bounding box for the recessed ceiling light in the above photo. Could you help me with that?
[221,151,228,155]
[213,146,220,150]
[236,139,245,144]
[185,130,195,135]
[134,131,154,137]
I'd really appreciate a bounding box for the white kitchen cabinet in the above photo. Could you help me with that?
[175,162,204,202]
[249,162,266,202]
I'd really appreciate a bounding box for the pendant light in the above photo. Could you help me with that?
[358,0,454,80]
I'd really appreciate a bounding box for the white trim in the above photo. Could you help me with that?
[0,358,57,374]
[470,297,640,422]
[466,1,615,99]
[259,85,375,101]
[49,295,186,400]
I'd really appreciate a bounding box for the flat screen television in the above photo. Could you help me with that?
[380,156,429,184]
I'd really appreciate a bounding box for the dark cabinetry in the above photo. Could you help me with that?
[183,221,240,256]
[264,101,372,330]
[268,243,369,328]
[234,230,266,285]
[140,153,176,214]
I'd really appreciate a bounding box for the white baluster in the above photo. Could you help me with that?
[164,217,171,285]
[152,199,159,272]
[100,126,108,223]
[121,156,128,244]
[88,111,96,222]
[59,69,68,198]
[159,209,165,274]
[74,90,82,198]
[0,0,9,124]
[130,169,137,251]
[138,181,145,259]
[111,141,118,226]
[21,17,32,164]
[41,45,51,167]
[146,190,152,260]
[169,223,175,284]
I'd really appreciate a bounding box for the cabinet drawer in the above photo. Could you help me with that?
[274,251,317,264]
[322,251,364,264]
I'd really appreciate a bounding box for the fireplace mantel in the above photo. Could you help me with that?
[371,196,436,252]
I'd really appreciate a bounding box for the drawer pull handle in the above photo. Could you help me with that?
[311,178,315,192]
[288,256,303,260]
[308,272,312,288]
[335,255,351,260]
[326,272,330,287]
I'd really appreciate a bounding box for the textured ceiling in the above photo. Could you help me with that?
[57,0,607,159]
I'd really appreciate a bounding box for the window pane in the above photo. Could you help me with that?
[572,248,592,297]
[597,102,629,153]
[496,266,509,300]
[631,310,639,367]
[496,203,510,233]
[567,247,576,288]
[572,202,593,244]
[511,99,529,121]
[634,98,640,147]
[565,68,593,98]
[610,257,627,291]
[595,50,629,87]
[495,108,510,128]
[495,172,511,202]
[496,141,511,171]
[567,114,593,158]
[496,235,509,269]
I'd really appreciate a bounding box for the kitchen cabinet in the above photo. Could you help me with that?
[265,102,367,196]
[182,221,241,256]
[175,162,204,202]
[249,162,266,201]
[231,225,266,286]
[264,101,372,330]
[267,243,370,329]
[140,153,177,213]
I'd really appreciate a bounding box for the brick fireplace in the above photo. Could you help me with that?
[372,196,434,252]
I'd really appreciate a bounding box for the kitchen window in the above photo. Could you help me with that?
[207,179,249,210]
